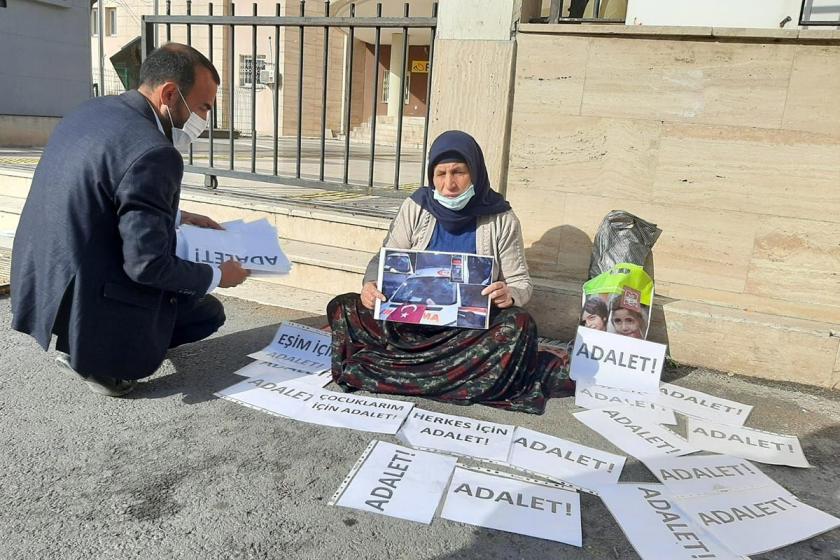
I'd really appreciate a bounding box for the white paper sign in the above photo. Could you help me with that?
[331,440,457,524]
[569,326,665,394]
[597,484,744,560]
[216,376,412,433]
[248,321,332,374]
[659,383,752,426]
[507,427,626,491]
[180,220,291,273]
[643,454,784,497]
[214,371,318,419]
[675,485,840,555]
[234,360,332,387]
[295,389,414,434]
[574,407,697,460]
[686,417,810,468]
[441,467,582,547]
[397,409,514,462]
[575,383,677,425]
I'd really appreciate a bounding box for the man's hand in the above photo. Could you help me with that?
[361,281,386,310]
[482,281,514,309]
[180,210,223,230]
[219,259,250,288]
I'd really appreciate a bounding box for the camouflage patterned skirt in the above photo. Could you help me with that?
[327,293,574,414]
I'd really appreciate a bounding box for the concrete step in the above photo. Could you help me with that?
[526,276,840,389]
[219,238,371,315]
[217,282,334,317]
[348,119,427,148]
[178,189,390,254]
[0,167,392,255]
[226,253,840,388]
[0,193,25,233]
[3,167,838,388]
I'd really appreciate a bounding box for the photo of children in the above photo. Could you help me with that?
[375,248,495,329]
[608,293,648,340]
[580,297,609,331]
[579,263,653,340]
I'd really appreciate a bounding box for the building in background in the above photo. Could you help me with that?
[88,0,434,144]
[0,0,92,146]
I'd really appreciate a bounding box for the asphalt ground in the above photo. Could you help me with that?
[2,294,839,560]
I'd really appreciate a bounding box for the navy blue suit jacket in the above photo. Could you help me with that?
[11,90,214,379]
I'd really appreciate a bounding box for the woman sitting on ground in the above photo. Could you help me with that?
[327,130,573,414]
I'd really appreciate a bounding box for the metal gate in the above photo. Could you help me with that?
[141,1,437,199]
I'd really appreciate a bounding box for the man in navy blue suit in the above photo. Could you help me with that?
[11,43,249,396]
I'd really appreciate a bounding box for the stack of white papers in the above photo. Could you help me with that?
[180,218,291,274]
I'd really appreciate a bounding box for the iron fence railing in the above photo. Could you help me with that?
[141,1,437,194]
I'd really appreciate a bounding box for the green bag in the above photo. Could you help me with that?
[580,263,654,340]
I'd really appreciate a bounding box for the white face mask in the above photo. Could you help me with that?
[164,88,207,151]
[434,184,475,211]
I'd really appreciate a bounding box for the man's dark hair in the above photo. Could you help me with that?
[139,43,220,94]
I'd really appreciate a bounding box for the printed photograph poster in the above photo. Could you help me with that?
[507,427,626,491]
[573,407,697,460]
[643,454,785,497]
[675,485,840,556]
[575,382,677,425]
[597,484,744,560]
[248,321,332,374]
[331,440,457,524]
[569,326,665,395]
[397,409,514,462]
[180,219,291,273]
[295,389,414,434]
[233,360,332,388]
[214,371,319,419]
[685,417,810,468]
[659,383,752,426]
[374,248,495,329]
[440,467,582,547]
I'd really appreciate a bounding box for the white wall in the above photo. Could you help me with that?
[0,0,92,116]
[626,0,804,29]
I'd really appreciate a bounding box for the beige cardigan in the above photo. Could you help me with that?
[363,198,533,306]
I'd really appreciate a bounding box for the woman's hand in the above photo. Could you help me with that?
[361,281,386,310]
[482,281,514,309]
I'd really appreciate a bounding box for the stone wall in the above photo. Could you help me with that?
[506,25,840,386]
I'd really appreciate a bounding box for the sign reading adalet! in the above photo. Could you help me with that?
[569,326,666,395]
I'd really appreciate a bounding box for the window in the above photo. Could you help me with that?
[92,7,117,36]
[239,55,267,87]
[106,7,117,36]
[381,70,411,105]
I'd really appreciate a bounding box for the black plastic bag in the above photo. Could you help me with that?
[588,211,662,279]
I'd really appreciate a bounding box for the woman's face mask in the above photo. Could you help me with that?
[164,88,208,151]
[434,184,475,211]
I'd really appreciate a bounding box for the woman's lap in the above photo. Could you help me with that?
[327,292,573,414]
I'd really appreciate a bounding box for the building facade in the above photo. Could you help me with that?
[0,0,92,146]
